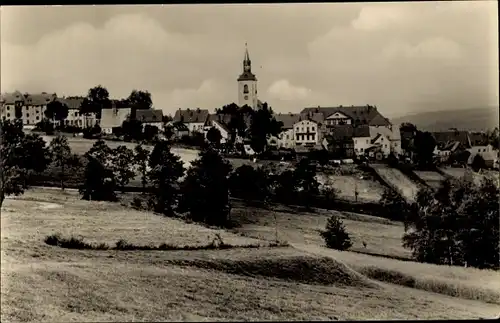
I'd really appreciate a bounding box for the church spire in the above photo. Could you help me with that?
[243,42,251,73]
[244,42,250,62]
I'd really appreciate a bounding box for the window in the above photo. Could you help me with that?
[243,84,249,94]
[312,134,316,141]
[7,113,10,118]
[312,126,315,131]
[354,139,357,144]
[36,116,40,121]
[360,148,364,152]
[26,120,30,125]
[26,113,29,117]
[36,110,40,114]
[6,106,10,111]
[306,127,309,132]
[366,139,369,144]
[385,144,387,148]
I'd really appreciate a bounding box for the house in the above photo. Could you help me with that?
[300,105,391,128]
[369,133,392,158]
[167,122,189,139]
[274,113,301,149]
[369,125,402,156]
[352,126,371,156]
[173,108,209,134]
[101,103,132,134]
[136,109,164,130]
[467,132,497,166]
[0,91,56,127]
[293,119,321,147]
[210,120,231,144]
[58,96,98,128]
[323,125,355,158]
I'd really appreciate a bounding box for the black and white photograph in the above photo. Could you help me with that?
[1,2,499,321]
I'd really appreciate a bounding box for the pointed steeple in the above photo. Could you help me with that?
[244,42,250,63]
[238,42,257,82]
[243,42,252,73]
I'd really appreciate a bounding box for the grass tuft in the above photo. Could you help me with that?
[44,233,288,252]
[358,266,500,305]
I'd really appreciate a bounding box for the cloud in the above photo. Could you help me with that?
[351,5,415,31]
[267,80,311,101]
[1,13,239,114]
[382,37,462,61]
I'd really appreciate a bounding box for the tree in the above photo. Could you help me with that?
[45,100,69,124]
[206,127,222,147]
[122,119,143,141]
[147,141,185,216]
[34,119,55,135]
[127,90,152,112]
[0,120,50,211]
[143,124,158,142]
[179,147,232,226]
[379,188,408,221]
[400,123,417,152]
[471,154,486,172]
[85,139,113,166]
[249,102,283,154]
[273,169,298,204]
[164,125,174,141]
[294,158,320,208]
[229,165,270,201]
[82,124,102,139]
[49,135,77,190]
[402,177,499,269]
[413,130,436,168]
[79,85,112,120]
[134,144,150,192]
[320,215,353,250]
[111,145,136,192]
[79,156,117,202]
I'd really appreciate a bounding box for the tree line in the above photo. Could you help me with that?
[1,118,498,269]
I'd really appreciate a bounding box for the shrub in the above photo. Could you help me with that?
[131,197,143,210]
[320,215,353,251]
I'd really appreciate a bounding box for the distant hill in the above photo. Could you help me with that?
[391,107,499,132]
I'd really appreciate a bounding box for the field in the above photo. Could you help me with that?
[316,173,385,203]
[2,188,500,321]
[413,170,446,189]
[371,164,418,202]
[440,167,500,187]
[39,135,200,169]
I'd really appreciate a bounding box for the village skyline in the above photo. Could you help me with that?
[1,3,498,119]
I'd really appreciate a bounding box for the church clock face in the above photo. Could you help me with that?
[244,95,249,100]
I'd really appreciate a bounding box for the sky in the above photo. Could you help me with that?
[1,2,498,118]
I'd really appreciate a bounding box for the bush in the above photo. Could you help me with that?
[131,197,143,210]
[320,215,353,251]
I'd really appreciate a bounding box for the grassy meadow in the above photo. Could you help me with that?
[2,188,500,322]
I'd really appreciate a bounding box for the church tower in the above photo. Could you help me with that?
[237,43,258,109]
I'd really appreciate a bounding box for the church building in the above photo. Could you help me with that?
[237,43,259,109]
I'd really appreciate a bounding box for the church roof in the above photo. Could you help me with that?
[237,71,257,82]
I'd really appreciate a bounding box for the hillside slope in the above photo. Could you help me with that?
[391,107,499,132]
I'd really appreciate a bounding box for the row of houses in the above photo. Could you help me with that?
[0,91,164,133]
[432,130,498,166]
[169,105,402,159]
